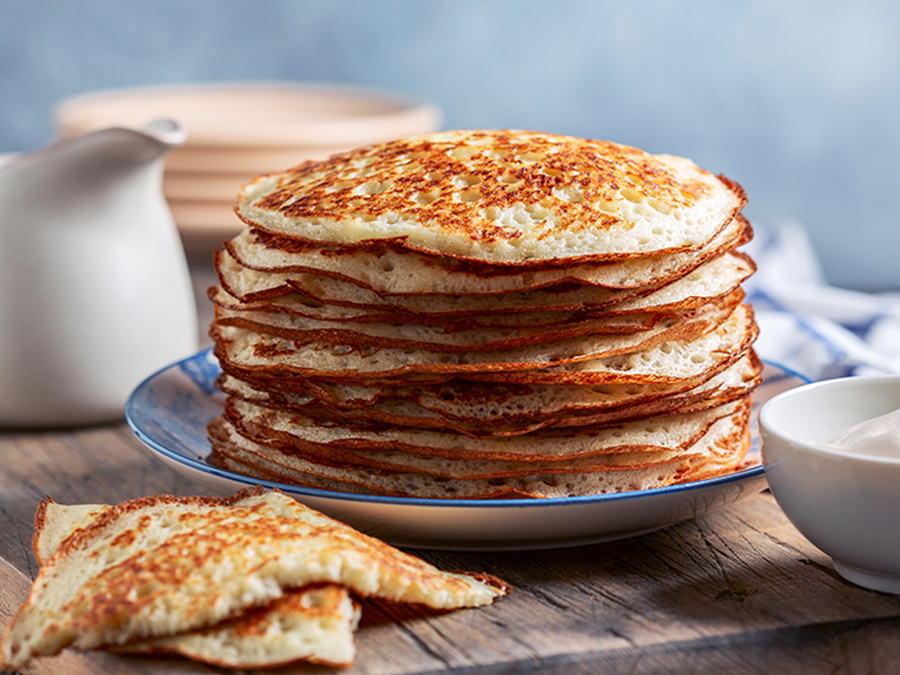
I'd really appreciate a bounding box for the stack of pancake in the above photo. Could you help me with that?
[207,130,760,499]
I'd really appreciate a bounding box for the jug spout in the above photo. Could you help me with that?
[143,118,187,148]
[108,119,187,166]
[69,119,187,175]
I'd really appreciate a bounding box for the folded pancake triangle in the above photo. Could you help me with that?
[1,489,507,669]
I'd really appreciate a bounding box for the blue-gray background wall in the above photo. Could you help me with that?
[4,0,899,291]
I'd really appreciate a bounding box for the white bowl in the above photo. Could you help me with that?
[759,374,900,593]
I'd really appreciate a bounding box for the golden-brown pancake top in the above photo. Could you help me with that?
[237,130,746,264]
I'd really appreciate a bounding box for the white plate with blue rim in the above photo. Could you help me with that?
[125,350,807,551]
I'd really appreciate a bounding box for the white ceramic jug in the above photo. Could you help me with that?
[0,120,198,427]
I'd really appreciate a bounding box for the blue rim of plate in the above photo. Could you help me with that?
[125,349,809,511]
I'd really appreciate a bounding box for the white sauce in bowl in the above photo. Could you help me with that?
[824,408,900,458]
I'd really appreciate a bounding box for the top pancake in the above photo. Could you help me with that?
[237,130,746,265]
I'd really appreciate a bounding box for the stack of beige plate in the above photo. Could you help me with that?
[54,83,441,256]
[207,129,761,499]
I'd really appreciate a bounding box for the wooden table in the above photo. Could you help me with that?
[2,263,900,674]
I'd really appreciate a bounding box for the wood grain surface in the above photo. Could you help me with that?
[2,419,900,675]
[1,264,899,674]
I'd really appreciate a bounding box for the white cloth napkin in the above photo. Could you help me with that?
[743,223,900,381]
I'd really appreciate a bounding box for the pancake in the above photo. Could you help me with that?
[111,586,360,669]
[224,215,752,297]
[31,500,360,668]
[236,130,747,264]
[214,214,751,312]
[209,401,752,499]
[212,301,753,384]
[215,350,762,436]
[112,586,360,669]
[1,489,507,669]
[224,396,748,463]
[212,296,740,378]
[209,249,755,328]
[213,303,665,353]
[466,304,757,386]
